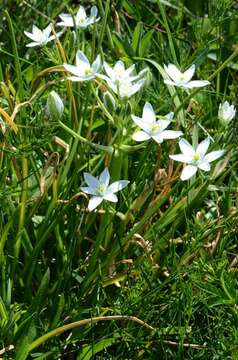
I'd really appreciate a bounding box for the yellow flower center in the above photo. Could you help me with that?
[150,123,159,134]
[179,75,185,81]
[97,184,105,194]
[85,68,92,75]
[192,153,201,162]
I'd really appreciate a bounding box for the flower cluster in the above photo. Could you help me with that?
[24,4,233,211]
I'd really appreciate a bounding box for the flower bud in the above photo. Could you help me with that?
[218,101,236,126]
[103,91,116,112]
[47,91,64,119]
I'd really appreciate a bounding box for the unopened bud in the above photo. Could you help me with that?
[47,91,64,119]
[218,101,236,126]
[103,91,116,112]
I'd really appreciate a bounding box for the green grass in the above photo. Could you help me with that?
[0,0,238,359]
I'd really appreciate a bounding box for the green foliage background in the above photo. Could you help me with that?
[0,0,238,359]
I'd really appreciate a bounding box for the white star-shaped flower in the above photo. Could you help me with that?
[98,60,147,98]
[102,61,139,84]
[24,24,62,47]
[64,50,101,81]
[164,63,210,89]
[113,79,145,98]
[58,5,100,29]
[170,137,225,181]
[218,101,236,126]
[81,168,129,211]
[131,102,182,144]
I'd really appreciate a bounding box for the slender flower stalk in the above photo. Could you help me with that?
[131,102,182,143]
[58,5,99,28]
[64,50,101,81]
[81,168,129,211]
[170,137,225,180]
[164,63,210,89]
[24,24,62,47]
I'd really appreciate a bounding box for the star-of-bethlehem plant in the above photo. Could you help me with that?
[131,102,183,143]
[169,138,225,181]
[81,168,129,211]
[24,24,62,47]
[164,63,210,89]
[58,5,100,29]
[63,50,102,81]
[24,11,225,210]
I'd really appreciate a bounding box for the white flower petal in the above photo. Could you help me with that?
[179,138,195,156]
[26,42,39,47]
[124,64,135,77]
[90,5,98,18]
[157,120,171,131]
[76,6,87,22]
[83,172,99,189]
[81,187,97,195]
[58,14,74,27]
[169,154,191,163]
[64,64,83,77]
[204,150,225,163]
[104,62,114,79]
[24,30,38,41]
[197,161,210,171]
[114,60,125,74]
[99,168,110,187]
[67,76,92,82]
[131,115,151,133]
[142,102,156,124]
[103,193,118,202]
[32,25,42,37]
[92,55,101,74]
[161,130,183,139]
[164,112,174,121]
[107,180,129,193]
[132,131,151,142]
[164,63,182,83]
[185,80,210,89]
[76,50,90,68]
[151,134,163,144]
[43,24,52,37]
[88,196,103,211]
[181,165,197,181]
[196,137,210,157]
[183,64,195,82]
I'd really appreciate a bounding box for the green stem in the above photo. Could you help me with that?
[157,0,178,65]
[14,157,28,263]
[28,315,154,354]
[4,10,24,99]
[59,120,113,154]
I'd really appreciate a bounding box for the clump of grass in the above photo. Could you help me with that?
[0,0,238,359]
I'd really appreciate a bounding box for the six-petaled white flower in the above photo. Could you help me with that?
[169,137,225,181]
[113,79,145,98]
[24,24,62,47]
[81,168,129,211]
[102,61,140,84]
[131,102,182,144]
[64,50,101,81]
[99,60,146,98]
[164,63,210,89]
[218,101,236,126]
[58,5,99,29]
